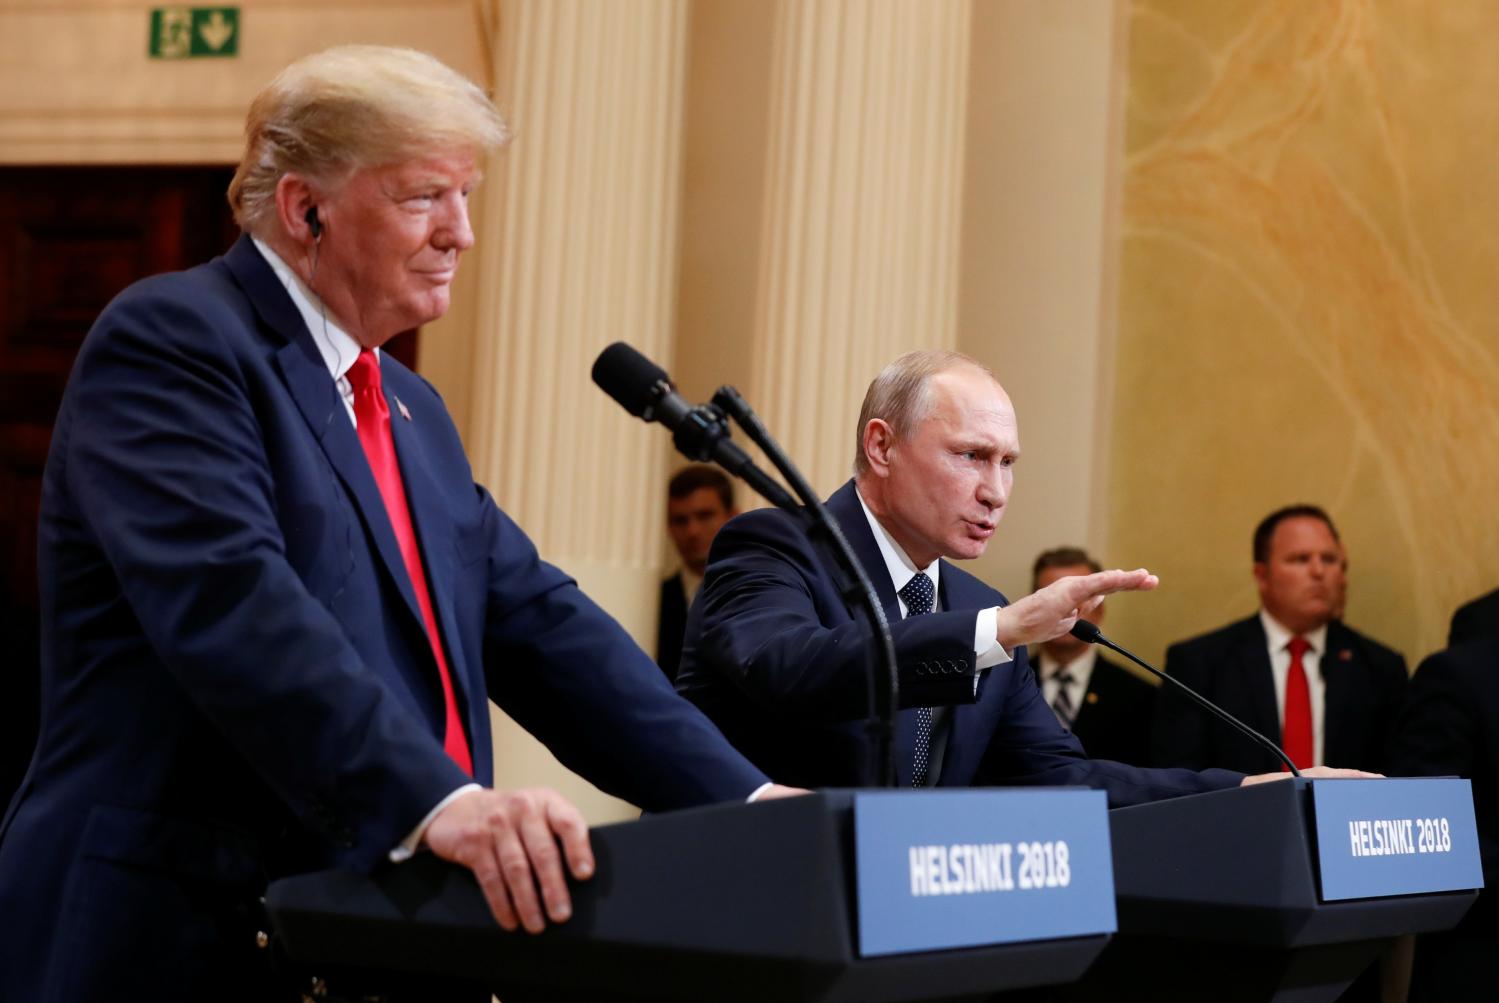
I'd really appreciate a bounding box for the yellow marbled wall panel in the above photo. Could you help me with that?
[1110,0,1499,667]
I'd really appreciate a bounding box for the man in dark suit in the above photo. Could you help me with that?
[677,350,1370,801]
[1390,635,1499,1001]
[1450,587,1499,645]
[657,464,737,681]
[0,46,791,1002]
[1030,546,1156,765]
[1152,505,1407,774]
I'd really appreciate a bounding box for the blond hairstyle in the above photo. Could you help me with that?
[852,350,995,476]
[228,45,510,235]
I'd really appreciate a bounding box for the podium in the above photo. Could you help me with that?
[267,790,1111,1002]
[1066,778,1480,1002]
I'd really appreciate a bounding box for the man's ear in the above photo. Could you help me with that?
[274,173,321,245]
[1251,561,1269,594]
[862,419,896,476]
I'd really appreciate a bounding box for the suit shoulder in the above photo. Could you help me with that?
[940,560,1006,606]
[1095,654,1156,694]
[1331,622,1406,671]
[1166,615,1260,659]
[716,505,808,549]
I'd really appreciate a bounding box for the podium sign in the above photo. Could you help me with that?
[1311,778,1484,902]
[853,789,1114,957]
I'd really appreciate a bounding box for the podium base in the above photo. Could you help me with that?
[1059,933,1381,1003]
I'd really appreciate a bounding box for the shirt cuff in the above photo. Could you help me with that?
[389,783,484,863]
[974,607,1014,677]
[747,782,775,803]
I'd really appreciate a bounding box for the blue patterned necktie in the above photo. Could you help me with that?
[898,571,936,787]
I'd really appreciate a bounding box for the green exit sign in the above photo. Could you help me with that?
[150,7,240,59]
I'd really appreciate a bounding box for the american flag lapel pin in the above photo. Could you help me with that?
[1338,648,1352,662]
[396,397,412,422]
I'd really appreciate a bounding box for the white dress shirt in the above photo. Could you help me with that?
[1259,609,1328,767]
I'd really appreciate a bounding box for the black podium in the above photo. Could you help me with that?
[267,791,1109,1002]
[1065,778,1479,1002]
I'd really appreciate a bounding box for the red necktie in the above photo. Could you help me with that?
[1282,636,1313,771]
[347,349,473,775]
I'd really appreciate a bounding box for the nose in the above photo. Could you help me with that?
[977,462,1009,511]
[436,192,475,252]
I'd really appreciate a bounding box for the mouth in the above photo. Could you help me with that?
[964,520,996,539]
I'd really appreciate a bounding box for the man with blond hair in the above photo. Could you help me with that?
[0,46,791,1000]
[678,351,1375,799]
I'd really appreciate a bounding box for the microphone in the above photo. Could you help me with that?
[1069,619,1301,777]
[591,342,797,509]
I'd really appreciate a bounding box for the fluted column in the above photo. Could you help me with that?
[463,0,689,819]
[469,0,686,611]
[749,0,972,496]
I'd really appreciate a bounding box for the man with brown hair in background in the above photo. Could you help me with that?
[657,464,738,681]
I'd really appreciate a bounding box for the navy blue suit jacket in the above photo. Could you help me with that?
[677,481,1241,803]
[0,236,767,1000]
[1152,615,1407,774]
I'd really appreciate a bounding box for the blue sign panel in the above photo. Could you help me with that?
[854,789,1115,957]
[1312,778,1484,902]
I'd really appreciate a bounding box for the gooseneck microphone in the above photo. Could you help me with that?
[592,342,900,786]
[1069,619,1301,777]
[591,343,798,510]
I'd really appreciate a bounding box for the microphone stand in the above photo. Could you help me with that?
[1072,620,1302,777]
[711,386,898,788]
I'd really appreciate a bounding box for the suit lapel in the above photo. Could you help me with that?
[826,481,915,784]
[384,364,478,724]
[224,238,425,630]
[1238,618,1281,744]
[1321,622,1356,765]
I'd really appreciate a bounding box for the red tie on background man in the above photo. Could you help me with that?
[347,349,473,775]
[1282,636,1313,771]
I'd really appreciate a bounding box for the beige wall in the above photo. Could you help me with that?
[957,0,1126,600]
[1108,0,1499,667]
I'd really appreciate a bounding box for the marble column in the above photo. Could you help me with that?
[747,0,972,496]
[463,0,690,819]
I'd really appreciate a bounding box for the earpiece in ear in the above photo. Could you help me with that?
[305,206,322,240]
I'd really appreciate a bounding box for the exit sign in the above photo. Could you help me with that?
[150,8,240,59]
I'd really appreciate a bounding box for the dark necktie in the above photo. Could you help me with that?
[898,572,936,787]
[1051,666,1076,727]
[348,349,473,775]
[1283,636,1313,771]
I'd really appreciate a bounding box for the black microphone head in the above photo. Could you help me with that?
[1070,619,1102,643]
[592,342,670,419]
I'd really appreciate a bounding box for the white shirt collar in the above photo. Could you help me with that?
[854,486,940,603]
[1039,645,1098,683]
[250,236,369,384]
[1259,608,1328,655]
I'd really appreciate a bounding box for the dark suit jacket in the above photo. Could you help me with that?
[1390,639,1499,997]
[1451,588,1499,646]
[1152,614,1407,774]
[0,236,767,1001]
[656,572,688,682]
[1033,652,1156,766]
[677,480,1241,803]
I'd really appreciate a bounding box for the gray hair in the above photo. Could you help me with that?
[852,350,994,476]
[228,45,510,235]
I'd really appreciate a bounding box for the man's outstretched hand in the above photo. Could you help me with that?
[994,568,1159,651]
